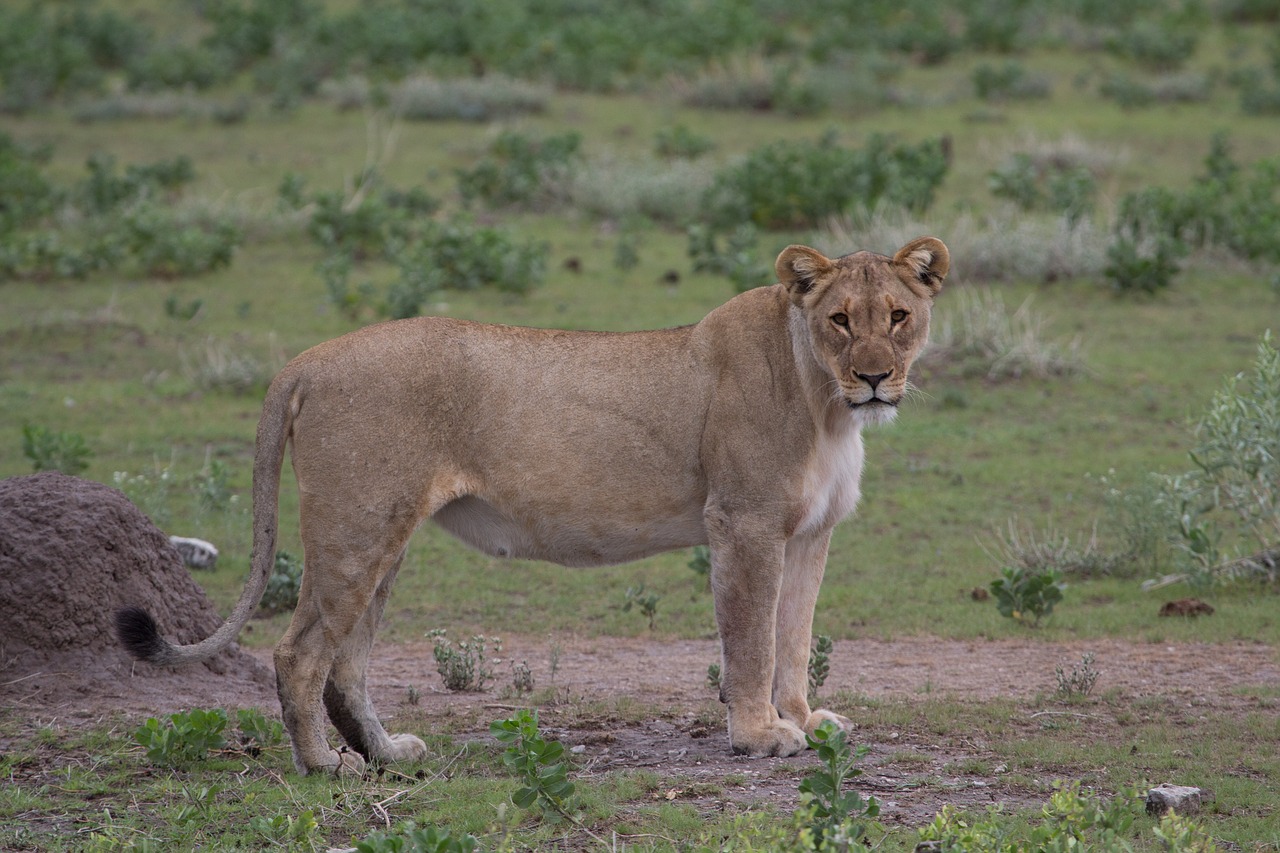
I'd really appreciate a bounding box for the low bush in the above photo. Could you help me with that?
[990,564,1066,627]
[1137,331,1280,590]
[21,424,93,475]
[456,130,581,211]
[972,62,1052,101]
[429,630,501,691]
[655,124,716,160]
[702,133,949,231]
[989,153,1096,224]
[134,708,228,767]
[260,550,303,615]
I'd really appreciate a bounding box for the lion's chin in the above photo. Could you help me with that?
[845,399,898,427]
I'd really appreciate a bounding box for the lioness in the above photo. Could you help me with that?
[117,237,949,775]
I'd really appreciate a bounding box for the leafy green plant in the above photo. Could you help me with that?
[489,710,577,818]
[701,132,948,230]
[456,130,581,210]
[686,222,768,292]
[989,153,1095,224]
[250,810,322,849]
[655,124,716,160]
[134,708,228,767]
[918,783,1147,851]
[355,822,478,853]
[989,565,1065,627]
[235,708,285,753]
[260,550,303,615]
[429,630,500,691]
[797,721,880,847]
[1143,331,1280,589]
[972,62,1051,101]
[22,424,92,474]
[623,583,660,630]
[1103,233,1185,294]
[808,634,833,700]
[688,545,712,587]
[706,663,721,691]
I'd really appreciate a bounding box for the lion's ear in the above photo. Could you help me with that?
[893,237,949,297]
[776,245,834,304]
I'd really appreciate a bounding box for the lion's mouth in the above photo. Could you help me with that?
[845,397,896,410]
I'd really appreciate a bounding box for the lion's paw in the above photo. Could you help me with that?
[804,709,853,737]
[384,733,428,763]
[731,717,808,758]
[304,747,366,777]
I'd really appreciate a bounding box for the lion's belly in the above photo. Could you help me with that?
[431,495,707,567]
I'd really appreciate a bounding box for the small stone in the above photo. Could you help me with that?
[1145,783,1211,816]
[169,535,219,569]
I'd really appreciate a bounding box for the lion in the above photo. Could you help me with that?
[116,237,949,775]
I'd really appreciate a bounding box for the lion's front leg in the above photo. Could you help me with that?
[708,521,808,758]
[772,530,852,738]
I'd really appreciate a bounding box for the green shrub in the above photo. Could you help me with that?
[490,709,578,819]
[456,130,581,210]
[1103,233,1185,294]
[655,124,716,160]
[1105,18,1199,71]
[305,187,421,259]
[1141,331,1280,589]
[701,133,949,230]
[260,550,303,615]
[123,202,242,278]
[384,218,548,318]
[356,823,478,853]
[807,635,833,700]
[972,62,1051,101]
[687,223,770,291]
[989,565,1065,627]
[0,134,57,235]
[797,721,880,847]
[125,43,229,92]
[21,424,92,475]
[134,708,228,767]
[235,708,285,752]
[989,153,1096,224]
[623,583,661,630]
[919,783,1144,851]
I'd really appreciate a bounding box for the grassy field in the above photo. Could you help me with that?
[2,0,1278,849]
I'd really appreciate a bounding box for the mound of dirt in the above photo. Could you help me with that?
[0,472,272,713]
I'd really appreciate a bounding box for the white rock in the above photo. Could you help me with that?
[169,535,219,570]
[1145,783,1210,816]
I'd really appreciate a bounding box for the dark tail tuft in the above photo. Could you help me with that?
[115,606,169,662]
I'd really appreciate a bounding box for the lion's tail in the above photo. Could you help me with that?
[115,370,300,667]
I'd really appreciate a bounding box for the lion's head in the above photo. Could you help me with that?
[776,237,949,426]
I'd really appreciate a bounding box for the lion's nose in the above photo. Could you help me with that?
[857,370,892,390]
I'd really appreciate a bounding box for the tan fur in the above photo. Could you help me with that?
[128,237,948,775]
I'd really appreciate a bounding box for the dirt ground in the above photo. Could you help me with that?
[3,473,1277,830]
[9,632,1278,829]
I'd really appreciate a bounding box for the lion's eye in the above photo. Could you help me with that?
[831,313,849,329]
[890,309,909,324]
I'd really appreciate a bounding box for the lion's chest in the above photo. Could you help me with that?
[794,428,865,536]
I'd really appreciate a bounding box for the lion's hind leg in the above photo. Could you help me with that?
[275,509,420,776]
[322,550,428,767]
